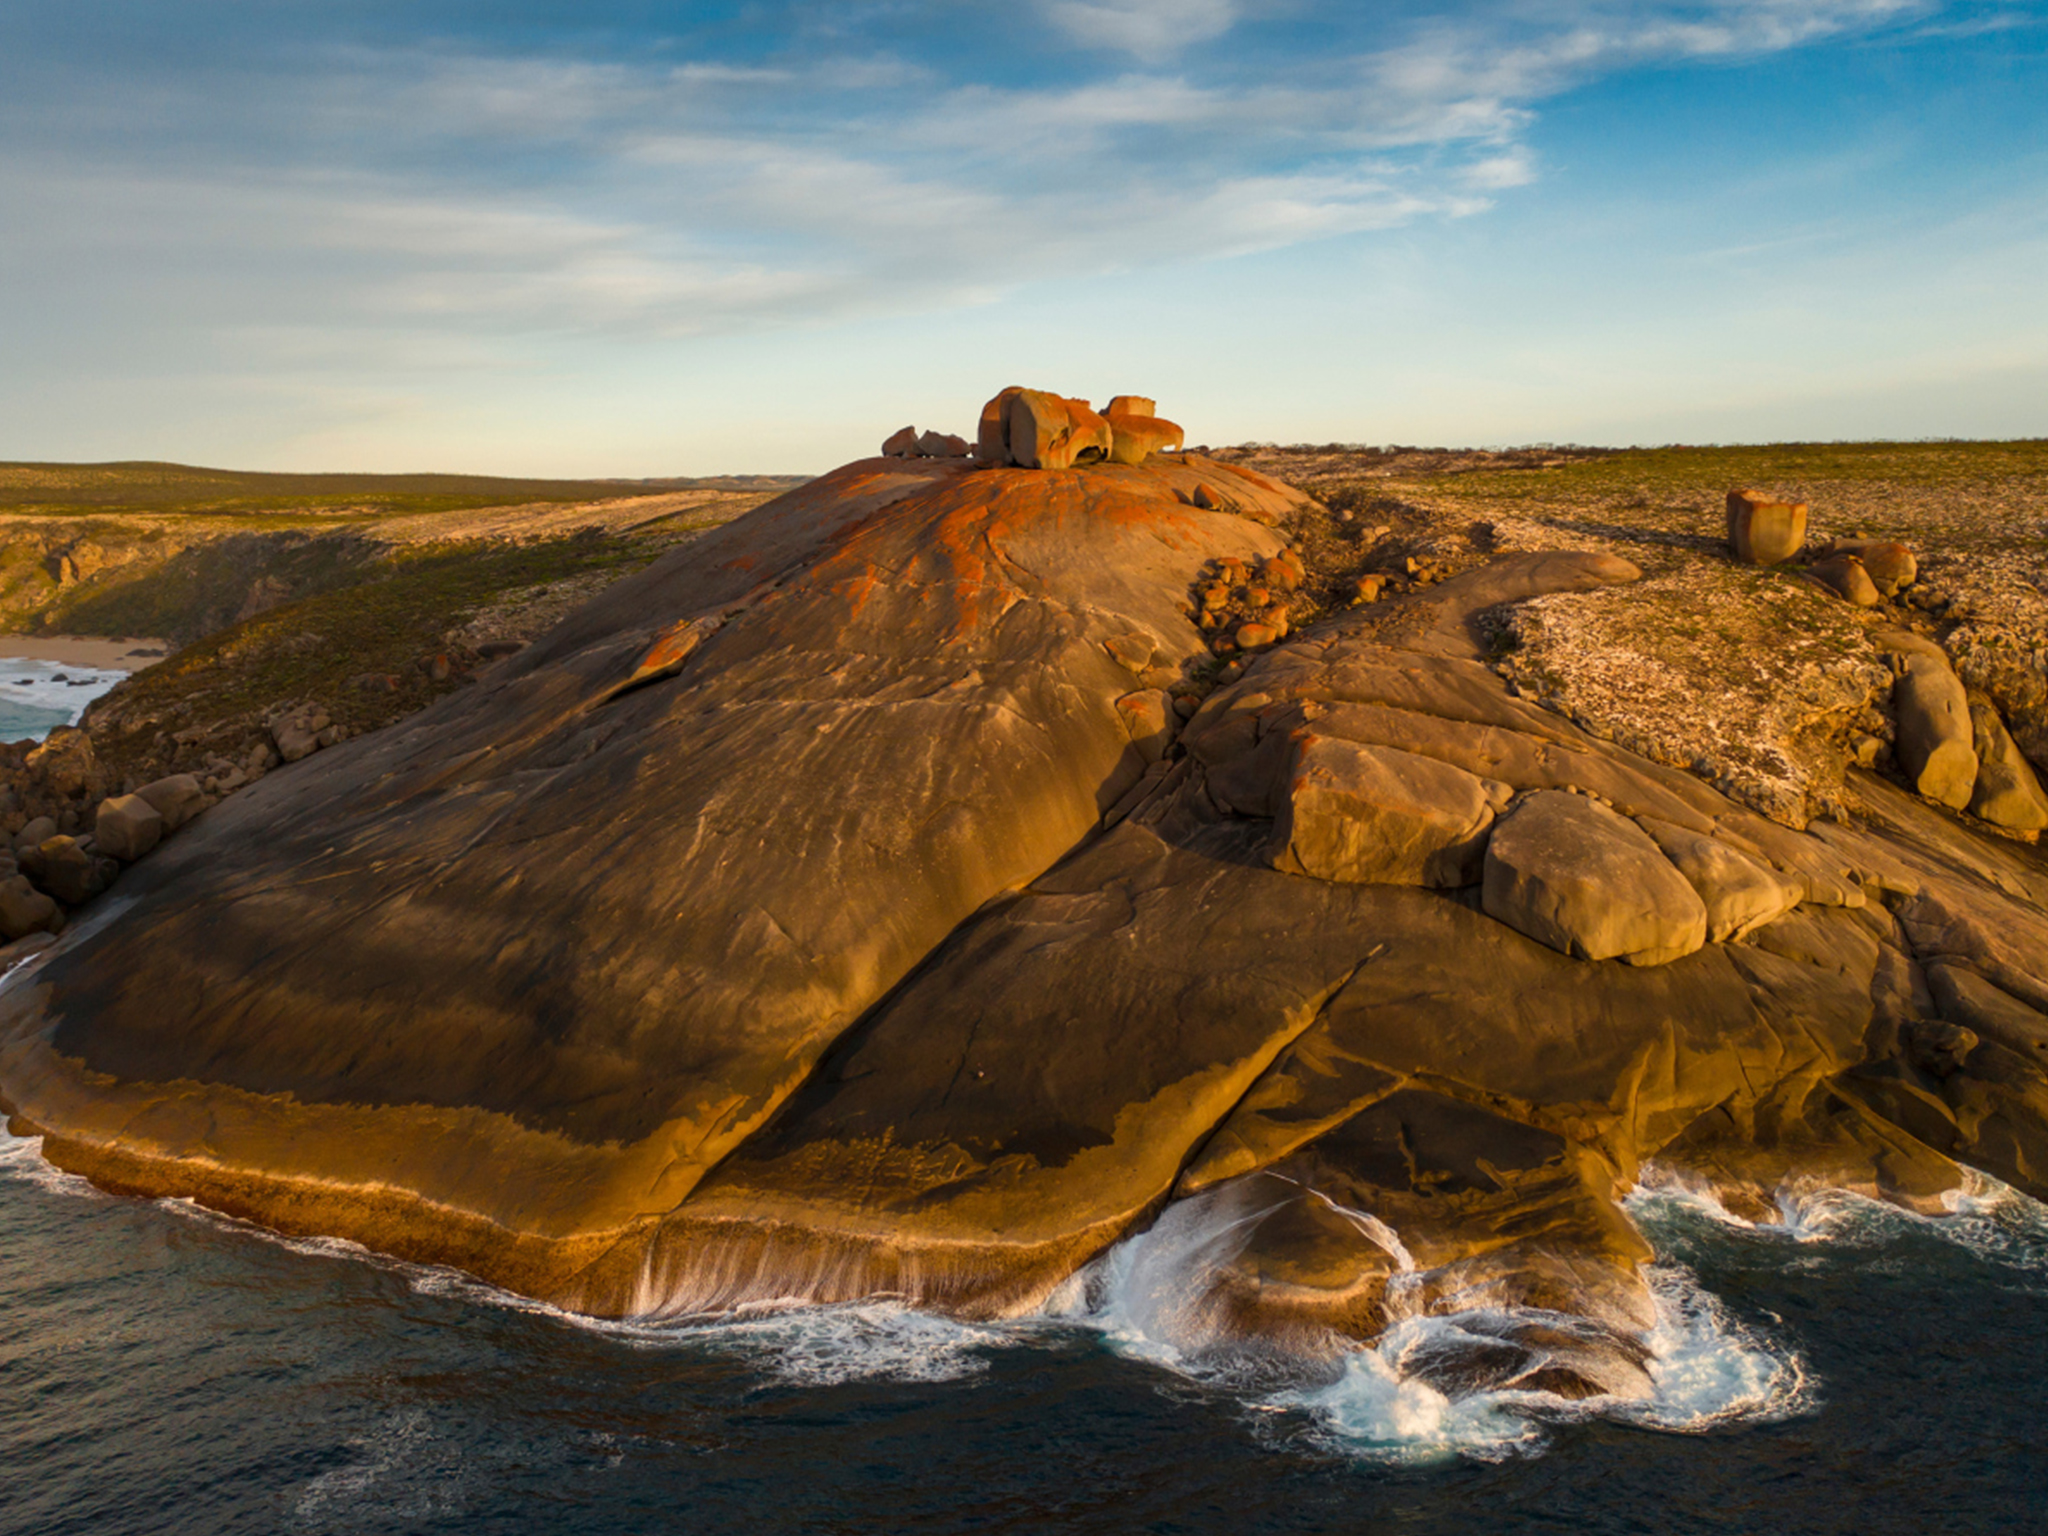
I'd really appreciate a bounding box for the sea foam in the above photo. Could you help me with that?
[8,1129,2044,1457]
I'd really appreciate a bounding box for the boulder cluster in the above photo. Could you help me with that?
[0,689,388,952]
[1725,486,2047,833]
[1194,547,1307,657]
[0,770,206,941]
[882,390,1189,470]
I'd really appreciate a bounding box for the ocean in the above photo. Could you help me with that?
[2,1132,2043,1536]
[0,657,129,744]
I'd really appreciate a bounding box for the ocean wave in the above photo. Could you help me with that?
[1627,1163,2048,1278]
[8,1127,2042,1457]
[1046,1177,1812,1466]
[0,658,127,741]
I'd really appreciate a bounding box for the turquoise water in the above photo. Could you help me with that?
[0,658,127,742]
[3,1132,2045,1536]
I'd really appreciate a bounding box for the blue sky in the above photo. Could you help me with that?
[2,0,2044,473]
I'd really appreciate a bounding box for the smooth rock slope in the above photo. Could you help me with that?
[4,413,2047,1397]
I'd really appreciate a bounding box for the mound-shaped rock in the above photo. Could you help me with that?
[5,430,2048,1396]
[0,448,1308,1299]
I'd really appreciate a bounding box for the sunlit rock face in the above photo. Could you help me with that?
[5,406,2048,1400]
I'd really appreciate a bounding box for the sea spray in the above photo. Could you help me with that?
[13,1128,2042,1460]
[1052,1172,1815,1464]
[1630,1162,2048,1283]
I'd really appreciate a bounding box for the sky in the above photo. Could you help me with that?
[2,0,2045,474]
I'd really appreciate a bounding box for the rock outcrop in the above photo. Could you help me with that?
[5,414,2048,1404]
[1482,790,1709,966]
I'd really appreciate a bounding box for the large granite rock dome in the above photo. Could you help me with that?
[5,423,2047,1393]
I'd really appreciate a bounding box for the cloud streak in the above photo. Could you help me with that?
[0,2,1965,353]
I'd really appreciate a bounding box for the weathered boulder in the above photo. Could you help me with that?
[134,774,207,834]
[12,816,57,855]
[1832,539,1917,597]
[1809,551,1880,607]
[974,386,1025,463]
[25,728,96,798]
[1637,816,1802,942]
[0,876,58,941]
[1726,488,1808,565]
[269,706,331,765]
[1104,398,1185,465]
[1968,694,2048,831]
[1888,640,1979,809]
[1482,792,1708,965]
[1271,735,1510,888]
[93,794,163,862]
[915,430,970,458]
[1004,390,1113,470]
[880,425,919,457]
[35,836,110,906]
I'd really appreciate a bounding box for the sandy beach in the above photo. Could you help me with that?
[0,635,171,670]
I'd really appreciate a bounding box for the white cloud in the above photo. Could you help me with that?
[1044,0,1244,57]
[0,0,1963,382]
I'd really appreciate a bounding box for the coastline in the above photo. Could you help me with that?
[0,635,171,671]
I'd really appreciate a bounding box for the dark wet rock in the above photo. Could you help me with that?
[0,876,59,941]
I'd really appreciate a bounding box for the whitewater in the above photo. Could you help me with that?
[4,1126,2045,1534]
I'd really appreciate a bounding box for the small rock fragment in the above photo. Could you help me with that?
[271,706,332,764]
[916,430,971,458]
[881,425,920,457]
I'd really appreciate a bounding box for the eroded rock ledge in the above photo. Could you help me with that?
[3,399,2045,1403]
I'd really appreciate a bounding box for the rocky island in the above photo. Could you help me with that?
[3,395,2045,1403]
